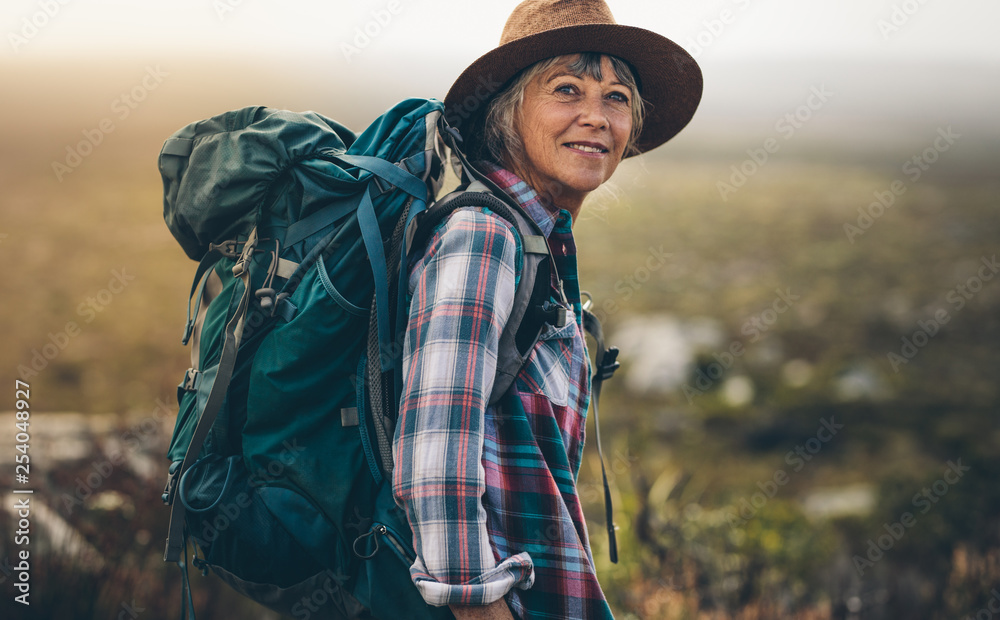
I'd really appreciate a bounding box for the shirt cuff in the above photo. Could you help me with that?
[410,551,535,607]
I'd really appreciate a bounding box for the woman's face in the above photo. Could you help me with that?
[513,55,633,213]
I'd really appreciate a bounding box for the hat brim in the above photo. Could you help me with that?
[444,23,703,156]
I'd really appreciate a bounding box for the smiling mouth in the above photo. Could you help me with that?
[564,142,608,154]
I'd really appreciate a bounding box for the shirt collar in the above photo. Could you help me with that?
[475,161,563,238]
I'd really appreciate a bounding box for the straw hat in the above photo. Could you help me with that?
[444,0,703,155]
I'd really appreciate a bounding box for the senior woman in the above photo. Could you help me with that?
[392,1,702,618]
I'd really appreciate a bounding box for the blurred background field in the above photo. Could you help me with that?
[2,1,1000,618]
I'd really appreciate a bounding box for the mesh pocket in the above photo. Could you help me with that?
[179,454,236,513]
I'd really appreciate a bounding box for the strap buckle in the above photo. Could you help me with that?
[208,240,240,258]
[182,368,200,392]
[231,233,258,278]
[162,462,182,505]
[192,554,210,577]
[596,346,620,382]
[539,301,568,328]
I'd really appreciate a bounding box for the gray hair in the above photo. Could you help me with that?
[478,52,646,170]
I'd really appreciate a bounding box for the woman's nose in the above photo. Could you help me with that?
[576,91,609,130]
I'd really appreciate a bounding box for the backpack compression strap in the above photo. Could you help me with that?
[319,152,431,374]
[164,228,259,563]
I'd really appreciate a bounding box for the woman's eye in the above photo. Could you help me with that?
[608,91,629,104]
[555,84,577,95]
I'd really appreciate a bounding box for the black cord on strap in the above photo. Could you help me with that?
[583,308,621,563]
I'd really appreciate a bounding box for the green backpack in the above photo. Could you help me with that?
[159,98,621,619]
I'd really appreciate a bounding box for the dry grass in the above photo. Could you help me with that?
[2,59,999,619]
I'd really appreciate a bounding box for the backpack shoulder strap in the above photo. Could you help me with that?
[407,181,555,405]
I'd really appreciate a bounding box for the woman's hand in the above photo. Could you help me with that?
[449,599,516,620]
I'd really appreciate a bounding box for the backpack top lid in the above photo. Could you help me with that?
[159,99,445,261]
[160,106,357,261]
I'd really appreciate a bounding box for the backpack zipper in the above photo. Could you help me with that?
[372,522,416,565]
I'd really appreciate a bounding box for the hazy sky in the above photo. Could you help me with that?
[3,0,999,63]
[4,0,998,155]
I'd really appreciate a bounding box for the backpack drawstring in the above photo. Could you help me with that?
[178,531,197,620]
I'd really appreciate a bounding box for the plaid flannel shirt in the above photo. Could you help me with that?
[392,163,615,619]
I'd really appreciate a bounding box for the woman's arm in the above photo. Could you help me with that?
[393,208,534,608]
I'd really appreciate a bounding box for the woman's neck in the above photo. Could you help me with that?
[505,160,585,225]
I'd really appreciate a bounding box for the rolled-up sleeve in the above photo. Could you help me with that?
[392,208,535,606]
